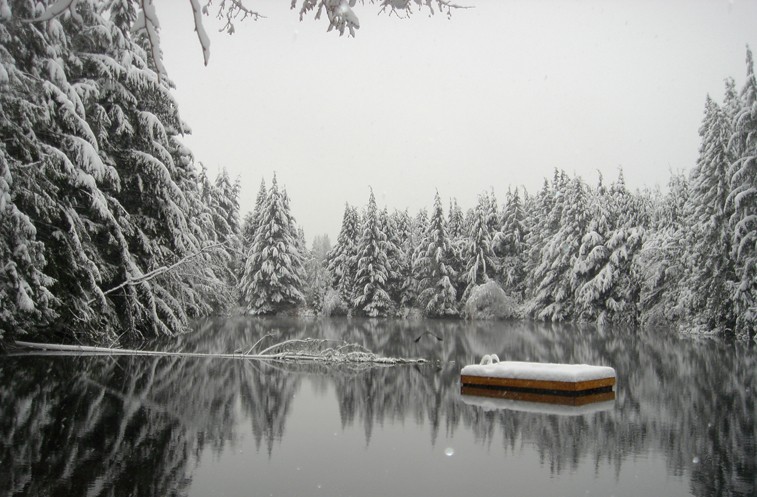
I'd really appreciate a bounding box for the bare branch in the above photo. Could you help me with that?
[204,0,265,35]
[245,332,277,355]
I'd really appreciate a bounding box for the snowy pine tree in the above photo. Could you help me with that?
[239,175,305,314]
[392,209,416,309]
[462,194,498,301]
[326,203,360,308]
[415,192,458,317]
[303,234,331,313]
[379,208,403,304]
[0,0,238,343]
[572,174,644,326]
[636,174,690,327]
[353,190,394,317]
[447,198,465,240]
[528,177,590,321]
[726,47,757,339]
[683,95,737,332]
[242,178,267,247]
[493,187,528,297]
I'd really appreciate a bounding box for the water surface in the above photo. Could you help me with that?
[1,318,755,496]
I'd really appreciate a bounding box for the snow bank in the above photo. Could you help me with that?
[461,360,616,383]
[464,280,519,320]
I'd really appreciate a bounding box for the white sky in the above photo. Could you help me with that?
[156,0,757,243]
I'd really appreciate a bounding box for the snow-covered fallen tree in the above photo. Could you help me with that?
[13,338,427,365]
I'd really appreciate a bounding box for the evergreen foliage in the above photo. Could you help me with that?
[326,203,360,308]
[683,96,737,332]
[493,187,528,297]
[303,233,331,313]
[726,48,757,338]
[353,189,394,317]
[415,192,458,317]
[528,177,590,321]
[242,178,267,247]
[0,0,235,344]
[461,194,498,300]
[392,209,416,309]
[239,175,305,315]
[1,12,755,341]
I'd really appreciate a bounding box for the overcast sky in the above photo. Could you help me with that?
[156,0,757,243]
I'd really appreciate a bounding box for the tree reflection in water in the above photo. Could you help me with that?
[0,318,754,496]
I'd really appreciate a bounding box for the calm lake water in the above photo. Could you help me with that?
[1,318,755,496]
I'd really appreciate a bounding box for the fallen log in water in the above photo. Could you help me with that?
[12,339,427,365]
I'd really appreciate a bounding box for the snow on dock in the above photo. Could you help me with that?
[461,356,616,395]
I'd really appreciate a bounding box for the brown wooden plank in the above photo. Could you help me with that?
[460,374,615,392]
[461,385,616,406]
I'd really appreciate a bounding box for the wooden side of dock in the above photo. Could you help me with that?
[461,385,616,406]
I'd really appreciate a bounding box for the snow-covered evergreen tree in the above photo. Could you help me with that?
[415,192,458,317]
[379,208,403,304]
[447,198,465,240]
[0,2,61,341]
[194,167,240,310]
[528,177,590,321]
[392,209,416,309]
[353,190,394,317]
[493,187,528,297]
[213,169,241,238]
[636,174,690,327]
[683,95,737,332]
[242,178,267,247]
[239,175,305,314]
[462,194,498,301]
[485,189,500,234]
[726,47,757,339]
[0,0,241,343]
[326,203,360,308]
[523,178,555,293]
[304,234,331,313]
[413,208,428,241]
[572,175,644,326]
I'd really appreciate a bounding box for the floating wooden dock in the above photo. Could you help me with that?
[460,357,616,406]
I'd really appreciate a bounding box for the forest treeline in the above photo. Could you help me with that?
[239,52,757,341]
[1,1,755,346]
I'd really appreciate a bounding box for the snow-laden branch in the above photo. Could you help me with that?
[90,241,229,304]
[133,0,167,78]
[34,0,76,21]
[26,0,470,78]
[190,0,211,65]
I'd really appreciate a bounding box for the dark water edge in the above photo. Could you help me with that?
[0,317,755,497]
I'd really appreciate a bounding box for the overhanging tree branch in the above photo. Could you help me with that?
[90,241,229,304]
